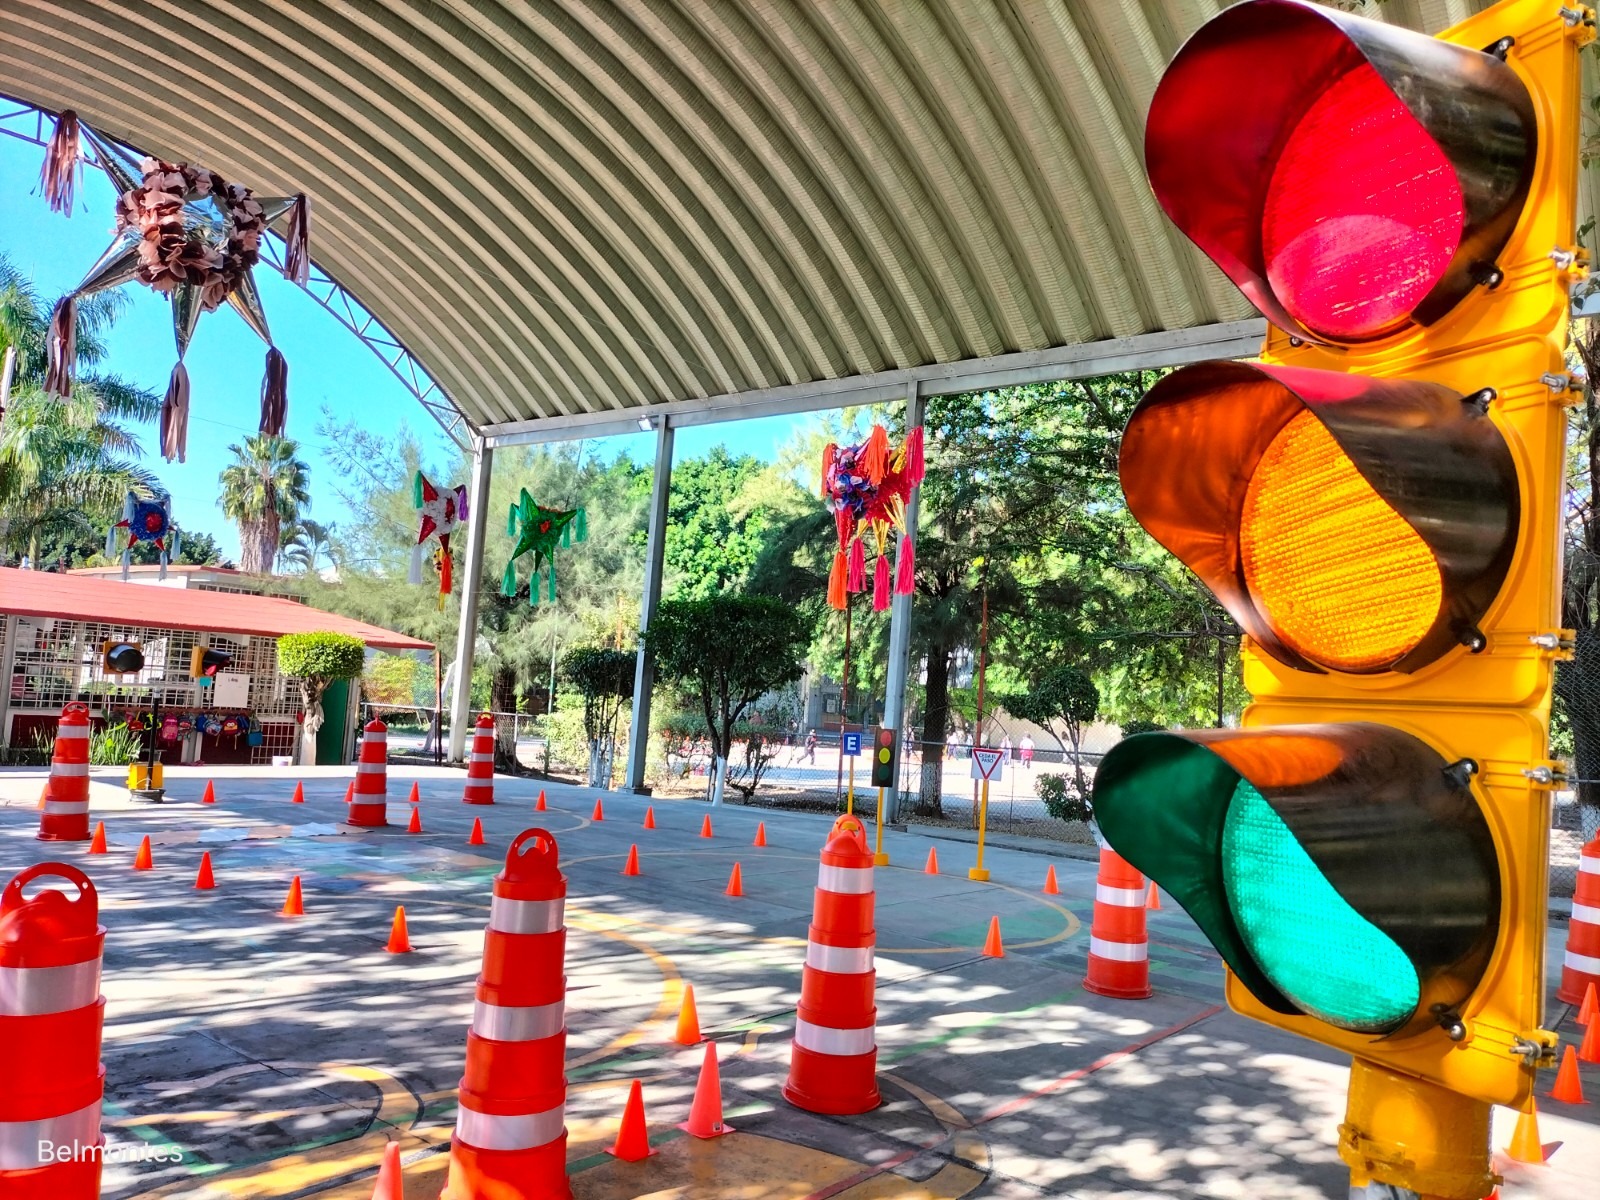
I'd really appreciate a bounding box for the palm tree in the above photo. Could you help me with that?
[278,518,336,574]
[219,434,311,573]
[1,254,162,562]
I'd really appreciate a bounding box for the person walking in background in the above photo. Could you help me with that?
[1019,734,1035,769]
[803,728,818,764]
[999,734,1012,763]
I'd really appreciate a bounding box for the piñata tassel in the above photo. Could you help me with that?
[119,498,133,577]
[104,522,118,561]
[862,424,890,484]
[528,570,540,607]
[847,538,866,592]
[501,560,518,597]
[834,504,852,550]
[412,471,424,508]
[827,550,848,611]
[259,346,288,437]
[283,193,312,286]
[39,110,81,215]
[575,507,587,542]
[547,565,557,603]
[562,524,570,549]
[455,485,469,526]
[873,554,891,611]
[169,527,181,562]
[44,294,77,399]
[157,544,168,582]
[820,443,838,496]
[906,425,925,486]
[408,542,425,585]
[507,506,518,537]
[161,360,189,463]
[438,548,452,598]
[895,535,916,595]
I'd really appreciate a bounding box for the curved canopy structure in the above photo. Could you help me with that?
[0,0,1562,444]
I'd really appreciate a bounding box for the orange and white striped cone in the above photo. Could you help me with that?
[0,864,106,1199]
[37,702,91,842]
[783,814,880,1115]
[463,714,496,806]
[1084,848,1152,999]
[347,719,389,828]
[442,829,571,1200]
[1558,835,1600,1005]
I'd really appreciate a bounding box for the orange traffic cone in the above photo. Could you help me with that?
[605,1080,655,1161]
[592,799,604,821]
[194,852,215,890]
[1506,1101,1544,1163]
[88,822,107,855]
[924,847,939,874]
[643,806,655,829]
[1580,981,1597,1026]
[700,814,713,838]
[982,916,1004,958]
[468,818,485,846]
[406,806,422,834]
[725,863,743,897]
[754,822,767,847]
[386,906,412,954]
[1581,1015,1600,1064]
[1042,865,1059,895]
[291,781,305,804]
[675,983,702,1045]
[623,845,641,876]
[345,781,355,805]
[536,790,547,812]
[133,835,153,870]
[1146,882,1162,910]
[36,780,47,811]
[407,781,420,805]
[679,1042,733,1138]
[201,780,216,805]
[1551,1045,1585,1104]
[281,875,304,917]
[371,1140,404,1199]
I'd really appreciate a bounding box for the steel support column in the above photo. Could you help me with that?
[883,382,925,822]
[447,439,494,761]
[626,420,675,791]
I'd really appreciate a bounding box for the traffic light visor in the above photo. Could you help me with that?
[1120,361,1518,674]
[1145,0,1534,343]
[1092,725,1499,1038]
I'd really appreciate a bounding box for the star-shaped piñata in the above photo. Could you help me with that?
[502,488,586,606]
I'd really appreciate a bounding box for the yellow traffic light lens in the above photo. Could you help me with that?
[1240,410,1442,672]
[1222,779,1419,1033]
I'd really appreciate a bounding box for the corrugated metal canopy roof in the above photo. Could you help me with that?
[0,1,1579,443]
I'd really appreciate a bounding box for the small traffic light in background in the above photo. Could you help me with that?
[870,727,896,788]
[101,641,144,675]
[1094,0,1589,1194]
[190,645,232,684]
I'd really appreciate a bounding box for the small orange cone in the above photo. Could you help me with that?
[281,875,304,917]
[194,851,215,890]
[407,781,420,804]
[754,822,767,847]
[1146,882,1162,910]
[675,983,702,1045]
[536,790,547,812]
[623,845,641,876]
[643,806,655,829]
[1506,1101,1544,1163]
[592,798,605,821]
[605,1079,655,1161]
[468,817,485,846]
[37,781,47,810]
[133,836,153,870]
[406,806,422,834]
[1551,1045,1585,1104]
[88,822,108,855]
[725,863,743,897]
[291,781,305,804]
[386,906,412,954]
[370,1140,404,1199]
[700,814,713,838]
[924,847,939,875]
[1042,865,1059,895]
[201,780,216,804]
[1580,981,1598,1026]
[1581,1014,1600,1064]
[982,915,1004,958]
[679,1042,733,1138]
[345,781,354,804]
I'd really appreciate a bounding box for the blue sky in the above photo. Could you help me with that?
[1,131,812,561]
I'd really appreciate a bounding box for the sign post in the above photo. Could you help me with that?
[870,728,895,866]
[968,747,1004,882]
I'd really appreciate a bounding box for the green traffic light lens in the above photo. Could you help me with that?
[1221,779,1419,1034]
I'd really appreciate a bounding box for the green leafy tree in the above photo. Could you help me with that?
[1001,665,1099,799]
[277,632,367,765]
[220,434,311,574]
[646,594,813,803]
[665,447,773,599]
[363,652,422,706]
[561,646,636,786]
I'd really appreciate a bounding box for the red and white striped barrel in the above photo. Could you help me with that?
[1084,848,1152,999]
[463,713,496,805]
[1558,835,1600,1005]
[442,828,571,1200]
[346,719,389,828]
[37,703,91,843]
[0,863,106,1200]
[783,814,880,1115]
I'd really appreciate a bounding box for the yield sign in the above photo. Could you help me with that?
[971,746,1004,782]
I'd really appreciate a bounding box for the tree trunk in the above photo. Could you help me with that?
[297,679,325,766]
[711,756,728,806]
[916,643,952,817]
[491,664,518,771]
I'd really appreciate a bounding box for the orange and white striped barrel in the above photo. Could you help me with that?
[1558,834,1600,1005]
[0,864,106,1200]
[346,719,389,828]
[783,814,880,1115]
[37,703,91,843]
[1084,848,1152,999]
[462,713,496,805]
[442,828,571,1200]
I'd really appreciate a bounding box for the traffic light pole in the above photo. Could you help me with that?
[1343,1060,1494,1200]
